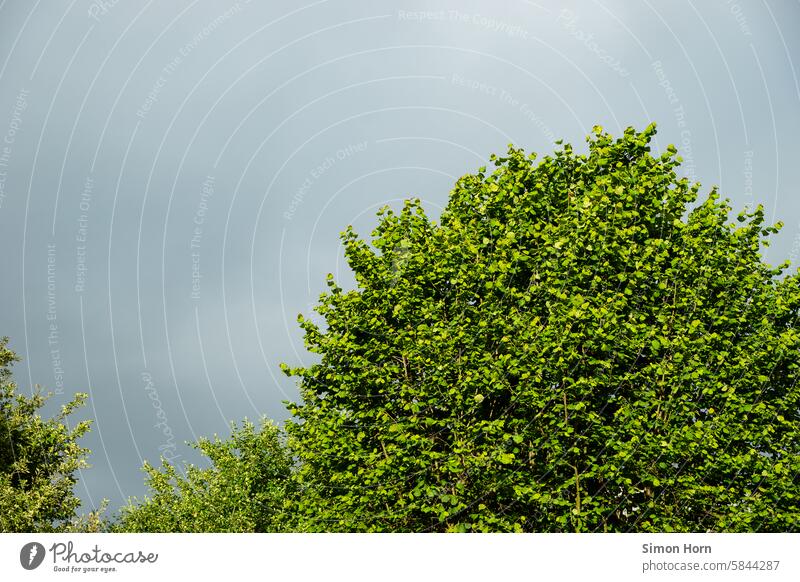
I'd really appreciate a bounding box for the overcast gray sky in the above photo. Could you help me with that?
[0,0,798,510]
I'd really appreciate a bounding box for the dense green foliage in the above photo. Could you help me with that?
[283,124,800,532]
[0,337,93,532]
[114,419,295,532]
[6,125,799,533]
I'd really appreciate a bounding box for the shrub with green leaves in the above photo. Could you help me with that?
[115,419,295,532]
[284,124,800,532]
[0,337,92,532]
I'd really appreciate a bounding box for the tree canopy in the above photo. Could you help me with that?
[114,419,295,532]
[283,124,800,532]
[7,124,798,533]
[0,337,93,532]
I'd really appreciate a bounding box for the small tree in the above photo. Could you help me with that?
[283,124,800,532]
[115,419,295,532]
[0,337,92,532]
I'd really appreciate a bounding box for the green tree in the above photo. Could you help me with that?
[0,337,93,532]
[115,419,296,532]
[283,124,800,532]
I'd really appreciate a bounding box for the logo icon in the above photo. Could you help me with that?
[20,542,46,570]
